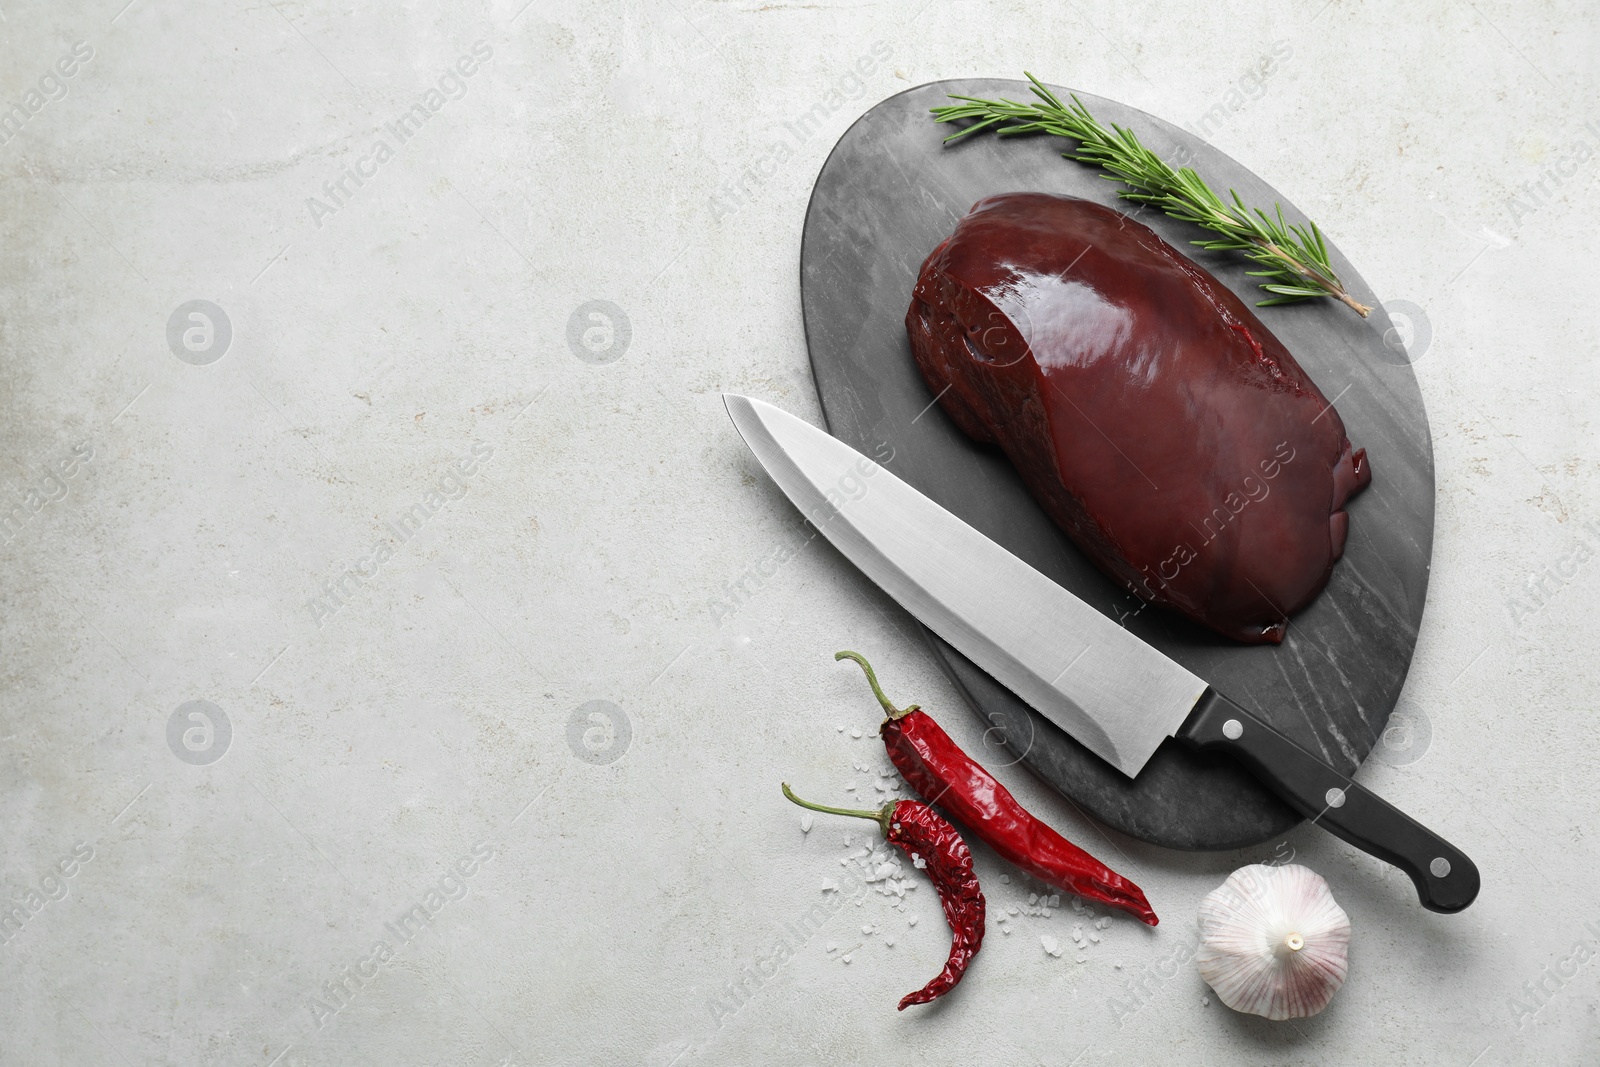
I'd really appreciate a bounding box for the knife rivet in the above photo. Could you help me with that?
[1222,719,1243,740]
[1324,787,1346,808]
[1430,857,1451,878]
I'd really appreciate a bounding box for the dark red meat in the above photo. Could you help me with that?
[906,193,1371,644]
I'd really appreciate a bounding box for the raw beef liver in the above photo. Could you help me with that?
[905,193,1371,643]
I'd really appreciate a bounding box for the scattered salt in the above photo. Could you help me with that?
[822,879,839,893]
[837,724,845,732]
[1075,955,1087,964]
[842,954,853,964]
[1041,935,1063,958]
[1028,893,1039,906]
[844,833,853,846]
[1201,996,1210,1007]
[801,814,813,833]
[908,916,919,927]
[844,784,856,791]
[885,938,895,948]
[862,924,875,935]
[912,855,926,869]
[1003,927,1012,935]
[1048,895,1061,908]
[1089,933,1101,943]
[850,728,862,739]
[826,942,837,953]
[1008,906,1020,916]
[1000,875,1011,884]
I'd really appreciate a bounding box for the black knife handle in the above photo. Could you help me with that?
[1178,689,1479,913]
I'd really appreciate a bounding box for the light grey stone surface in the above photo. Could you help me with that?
[0,2,1595,1064]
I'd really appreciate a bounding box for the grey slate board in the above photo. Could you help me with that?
[799,80,1434,850]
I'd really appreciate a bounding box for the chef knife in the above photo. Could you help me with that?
[724,393,1478,913]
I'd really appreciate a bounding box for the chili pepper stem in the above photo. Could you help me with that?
[782,782,893,837]
[835,650,920,721]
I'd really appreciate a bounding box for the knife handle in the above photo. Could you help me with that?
[1179,689,1479,913]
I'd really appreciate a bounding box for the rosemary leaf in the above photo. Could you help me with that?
[931,75,1371,318]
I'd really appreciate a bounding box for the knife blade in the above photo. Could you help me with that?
[724,393,1478,913]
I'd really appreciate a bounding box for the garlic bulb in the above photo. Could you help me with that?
[1195,864,1350,1020]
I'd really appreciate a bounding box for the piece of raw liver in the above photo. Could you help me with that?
[905,192,1370,644]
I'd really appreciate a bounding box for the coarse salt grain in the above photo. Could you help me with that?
[1000,875,1010,884]
[885,938,895,947]
[850,728,862,738]
[826,942,837,952]
[1028,893,1039,905]
[800,814,813,833]
[1041,935,1063,958]
[908,916,919,927]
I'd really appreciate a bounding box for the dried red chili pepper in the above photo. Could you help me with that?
[836,651,1159,926]
[783,783,985,1010]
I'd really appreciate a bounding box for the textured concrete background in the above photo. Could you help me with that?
[1,1,1596,1064]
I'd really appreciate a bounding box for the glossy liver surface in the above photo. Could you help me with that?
[907,193,1371,644]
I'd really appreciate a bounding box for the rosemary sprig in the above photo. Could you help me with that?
[931,74,1370,317]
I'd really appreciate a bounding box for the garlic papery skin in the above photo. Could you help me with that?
[1196,864,1350,1020]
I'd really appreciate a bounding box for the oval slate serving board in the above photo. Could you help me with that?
[799,80,1434,850]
